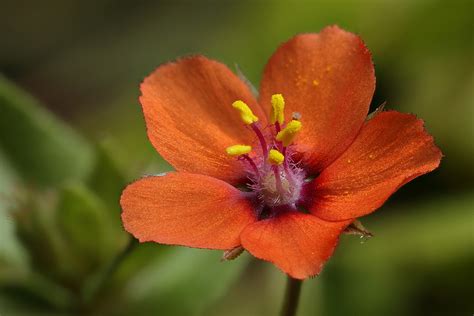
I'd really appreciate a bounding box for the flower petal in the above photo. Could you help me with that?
[121,172,256,249]
[140,56,265,185]
[305,111,442,221]
[240,211,350,279]
[259,26,375,173]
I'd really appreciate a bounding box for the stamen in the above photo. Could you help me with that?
[270,94,285,125]
[226,144,252,156]
[241,154,260,178]
[272,165,284,197]
[275,122,281,134]
[232,100,259,125]
[276,120,302,147]
[268,149,285,165]
[251,123,268,159]
[283,157,295,186]
[225,94,304,209]
[276,146,295,187]
[227,145,260,179]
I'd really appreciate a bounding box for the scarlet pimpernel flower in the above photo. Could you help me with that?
[120,26,442,279]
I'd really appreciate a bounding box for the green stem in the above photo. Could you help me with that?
[280,276,303,316]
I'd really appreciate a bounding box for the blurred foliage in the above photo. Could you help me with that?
[0,76,94,185]
[0,0,473,315]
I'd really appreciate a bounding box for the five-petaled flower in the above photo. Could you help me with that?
[120,26,442,279]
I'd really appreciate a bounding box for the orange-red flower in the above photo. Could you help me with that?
[120,26,442,279]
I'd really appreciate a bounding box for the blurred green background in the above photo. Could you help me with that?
[0,0,473,315]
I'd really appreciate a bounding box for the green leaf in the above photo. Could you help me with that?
[13,191,79,284]
[56,183,121,272]
[87,140,127,218]
[0,211,28,282]
[3,184,128,312]
[0,272,76,313]
[0,148,28,276]
[112,247,250,316]
[0,75,94,185]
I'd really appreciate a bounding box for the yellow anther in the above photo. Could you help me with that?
[276,120,302,147]
[226,145,252,157]
[268,149,285,165]
[270,94,285,125]
[232,100,259,125]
